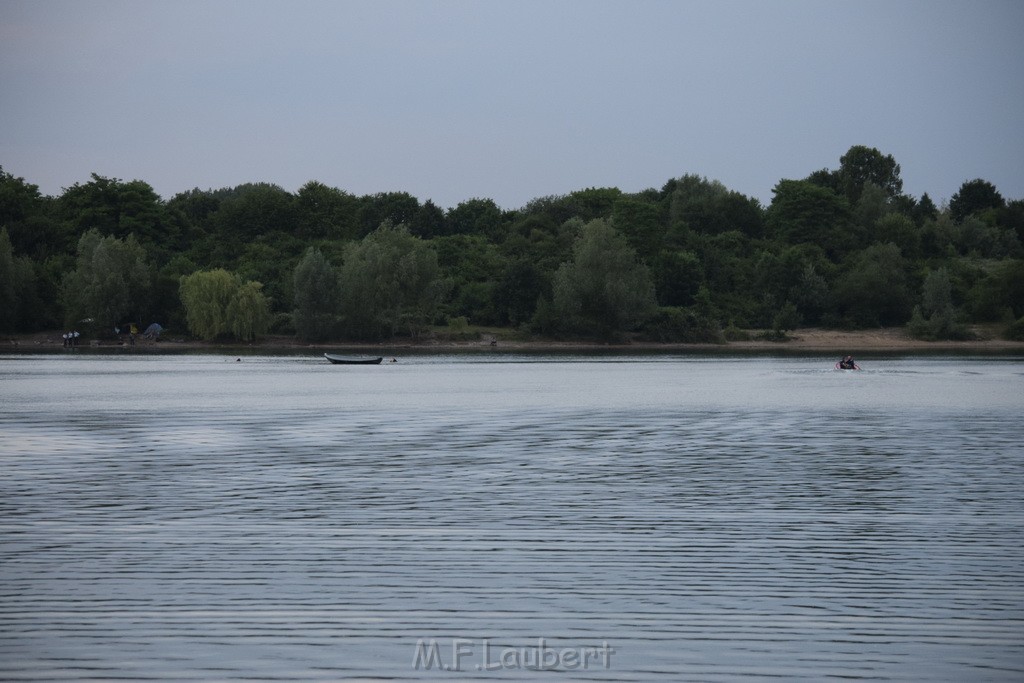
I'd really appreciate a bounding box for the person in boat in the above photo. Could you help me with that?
[837,355,859,370]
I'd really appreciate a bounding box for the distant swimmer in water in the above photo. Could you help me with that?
[836,355,860,370]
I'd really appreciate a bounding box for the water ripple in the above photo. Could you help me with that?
[1,355,1022,680]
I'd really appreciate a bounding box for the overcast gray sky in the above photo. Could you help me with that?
[1,0,1021,210]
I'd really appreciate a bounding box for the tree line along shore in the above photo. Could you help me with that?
[1,145,1022,347]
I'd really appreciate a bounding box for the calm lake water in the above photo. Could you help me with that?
[1,352,1022,681]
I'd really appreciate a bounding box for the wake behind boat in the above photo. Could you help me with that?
[324,353,383,365]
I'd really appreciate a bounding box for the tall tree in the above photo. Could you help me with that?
[766,180,853,258]
[0,228,41,332]
[837,145,903,204]
[58,174,181,254]
[0,166,41,224]
[612,196,664,261]
[949,179,1005,223]
[833,243,912,327]
[492,259,546,326]
[551,219,656,338]
[61,229,152,330]
[409,199,447,239]
[652,250,703,307]
[908,267,969,340]
[355,192,421,238]
[293,247,340,341]
[294,181,359,240]
[338,223,444,340]
[446,198,503,237]
[210,183,296,243]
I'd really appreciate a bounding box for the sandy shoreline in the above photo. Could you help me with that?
[4,327,1023,355]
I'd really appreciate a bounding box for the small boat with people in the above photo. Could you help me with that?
[835,355,860,370]
[324,354,384,365]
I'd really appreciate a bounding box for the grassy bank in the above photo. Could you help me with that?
[4,325,1024,355]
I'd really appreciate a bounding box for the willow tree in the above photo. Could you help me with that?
[551,218,656,338]
[227,281,271,342]
[179,268,270,341]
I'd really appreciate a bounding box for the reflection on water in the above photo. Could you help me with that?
[1,354,1023,681]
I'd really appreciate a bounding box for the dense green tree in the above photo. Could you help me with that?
[551,219,656,338]
[493,259,546,326]
[652,250,703,307]
[833,243,912,327]
[409,199,447,239]
[874,213,921,259]
[502,214,578,274]
[693,231,755,315]
[0,167,42,226]
[967,259,1024,320]
[234,233,305,311]
[565,187,622,221]
[674,188,764,238]
[58,175,182,255]
[748,245,830,326]
[4,213,68,263]
[919,213,957,258]
[61,229,152,330]
[955,216,1020,258]
[434,235,504,284]
[804,167,842,195]
[612,196,664,261]
[167,188,222,226]
[853,182,891,235]
[0,168,67,261]
[451,281,498,325]
[913,193,939,225]
[338,223,444,340]
[949,179,1005,223]
[0,228,41,332]
[766,180,853,258]
[520,195,579,227]
[998,200,1024,244]
[789,264,830,326]
[210,183,296,243]
[293,247,340,341]
[294,181,359,241]
[433,234,505,323]
[150,255,197,332]
[447,198,503,238]
[666,175,728,235]
[837,145,903,204]
[355,192,421,238]
[908,267,970,340]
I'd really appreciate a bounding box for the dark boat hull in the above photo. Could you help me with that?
[324,354,383,365]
